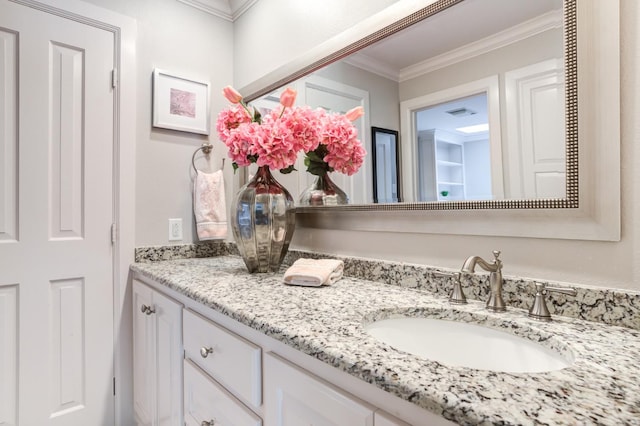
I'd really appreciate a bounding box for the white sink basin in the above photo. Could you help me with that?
[364,317,573,373]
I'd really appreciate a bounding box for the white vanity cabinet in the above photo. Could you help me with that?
[132,279,183,426]
[264,352,376,425]
[132,274,455,426]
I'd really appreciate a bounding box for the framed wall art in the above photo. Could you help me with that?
[152,69,210,135]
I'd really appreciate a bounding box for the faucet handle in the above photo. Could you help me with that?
[433,271,467,305]
[528,282,577,321]
[492,250,501,260]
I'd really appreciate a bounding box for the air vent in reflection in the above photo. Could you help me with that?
[446,107,476,117]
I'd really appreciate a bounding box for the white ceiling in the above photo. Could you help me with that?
[416,93,489,137]
[348,0,562,81]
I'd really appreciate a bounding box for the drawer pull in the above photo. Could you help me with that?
[140,304,155,315]
[200,346,214,358]
[201,421,215,426]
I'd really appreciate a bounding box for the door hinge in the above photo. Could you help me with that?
[111,69,118,89]
[113,377,116,396]
[111,223,117,244]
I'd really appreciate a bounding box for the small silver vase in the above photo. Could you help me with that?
[299,173,349,206]
[230,166,295,273]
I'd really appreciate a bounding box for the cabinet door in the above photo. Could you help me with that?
[133,281,155,426]
[153,288,184,426]
[132,280,183,426]
[264,352,374,426]
[374,410,411,426]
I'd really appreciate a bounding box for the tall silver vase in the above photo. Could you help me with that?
[231,166,296,273]
[298,173,349,206]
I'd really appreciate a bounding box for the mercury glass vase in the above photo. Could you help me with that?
[298,173,349,206]
[230,166,296,273]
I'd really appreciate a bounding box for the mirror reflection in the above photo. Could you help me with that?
[253,0,566,206]
[371,127,400,203]
[416,93,492,201]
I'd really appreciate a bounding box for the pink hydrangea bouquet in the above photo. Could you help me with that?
[216,86,366,176]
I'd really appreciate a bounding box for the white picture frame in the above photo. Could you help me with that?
[152,69,210,135]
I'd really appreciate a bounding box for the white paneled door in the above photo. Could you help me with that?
[0,1,115,425]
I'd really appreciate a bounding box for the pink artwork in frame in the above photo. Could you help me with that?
[170,88,196,118]
[153,69,210,135]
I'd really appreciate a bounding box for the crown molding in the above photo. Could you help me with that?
[343,53,400,82]
[177,0,258,21]
[343,9,562,83]
[400,9,562,82]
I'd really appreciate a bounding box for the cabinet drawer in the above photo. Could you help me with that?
[183,309,261,408]
[184,359,262,426]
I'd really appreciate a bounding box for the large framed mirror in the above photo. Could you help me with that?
[239,0,619,241]
[244,0,575,210]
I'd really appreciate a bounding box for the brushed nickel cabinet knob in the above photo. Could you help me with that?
[200,346,213,358]
[140,304,155,315]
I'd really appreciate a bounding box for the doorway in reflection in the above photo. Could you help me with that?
[416,93,492,201]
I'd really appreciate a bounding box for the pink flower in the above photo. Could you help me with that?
[216,104,252,142]
[216,85,366,177]
[222,124,257,167]
[278,106,323,153]
[254,118,298,170]
[345,106,364,121]
[222,86,243,104]
[317,112,367,176]
[279,88,297,108]
[324,137,366,175]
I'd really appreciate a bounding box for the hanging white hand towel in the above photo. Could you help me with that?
[193,169,227,240]
[283,258,344,287]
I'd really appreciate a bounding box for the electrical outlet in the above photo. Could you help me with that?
[168,218,183,241]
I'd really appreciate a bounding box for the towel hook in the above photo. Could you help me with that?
[192,143,224,173]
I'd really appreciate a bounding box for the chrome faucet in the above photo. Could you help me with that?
[461,250,506,312]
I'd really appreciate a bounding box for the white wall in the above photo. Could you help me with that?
[235,0,640,292]
[83,0,234,246]
[316,61,400,136]
[463,139,492,199]
[233,0,401,90]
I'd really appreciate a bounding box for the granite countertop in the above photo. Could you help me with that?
[131,256,640,425]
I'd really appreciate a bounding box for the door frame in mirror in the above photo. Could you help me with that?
[400,75,504,203]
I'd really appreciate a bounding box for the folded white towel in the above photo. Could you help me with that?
[283,258,344,287]
[193,169,227,240]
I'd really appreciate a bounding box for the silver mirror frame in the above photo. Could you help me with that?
[246,0,578,212]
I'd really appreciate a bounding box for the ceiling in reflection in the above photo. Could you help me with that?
[347,0,563,81]
[416,93,488,135]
